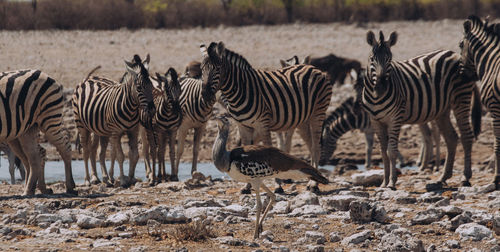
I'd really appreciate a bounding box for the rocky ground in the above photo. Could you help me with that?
[0,20,500,251]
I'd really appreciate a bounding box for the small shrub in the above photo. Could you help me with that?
[172,220,217,242]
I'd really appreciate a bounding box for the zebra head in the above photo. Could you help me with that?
[366,30,397,96]
[124,54,155,130]
[156,68,182,114]
[182,61,202,79]
[459,15,488,82]
[200,42,225,103]
[319,120,337,167]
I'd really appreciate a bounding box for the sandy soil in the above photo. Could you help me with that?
[0,20,499,251]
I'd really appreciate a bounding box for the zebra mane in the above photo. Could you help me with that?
[468,15,500,38]
[223,48,253,70]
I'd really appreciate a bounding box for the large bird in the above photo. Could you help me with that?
[212,116,329,239]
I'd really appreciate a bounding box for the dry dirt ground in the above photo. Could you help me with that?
[0,20,499,251]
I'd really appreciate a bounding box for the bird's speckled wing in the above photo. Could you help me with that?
[232,160,276,178]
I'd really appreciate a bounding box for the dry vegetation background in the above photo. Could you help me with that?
[0,0,499,30]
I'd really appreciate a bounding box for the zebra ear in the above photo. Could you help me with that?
[388,32,397,47]
[280,59,288,67]
[125,60,138,76]
[200,44,208,57]
[464,20,472,34]
[303,55,311,64]
[167,68,178,83]
[366,31,376,46]
[216,42,225,57]
[292,55,299,65]
[143,54,150,71]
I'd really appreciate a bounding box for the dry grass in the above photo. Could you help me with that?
[0,0,499,30]
[171,221,217,242]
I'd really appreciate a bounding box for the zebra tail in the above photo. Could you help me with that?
[471,83,482,139]
[299,167,329,184]
[84,65,102,82]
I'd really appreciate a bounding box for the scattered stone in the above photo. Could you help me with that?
[305,244,324,252]
[320,195,365,212]
[92,239,116,248]
[411,209,444,225]
[0,226,12,236]
[380,232,424,252]
[436,205,463,218]
[478,183,496,193]
[260,230,274,242]
[493,216,500,235]
[289,205,327,217]
[106,211,130,226]
[419,192,444,203]
[349,201,372,223]
[221,204,248,217]
[76,215,105,229]
[341,230,373,245]
[450,211,473,231]
[291,191,319,209]
[279,245,290,252]
[271,201,290,214]
[455,223,493,241]
[184,199,224,208]
[305,231,326,244]
[352,170,383,186]
[214,236,258,247]
[329,231,341,242]
[118,232,134,238]
[446,239,460,249]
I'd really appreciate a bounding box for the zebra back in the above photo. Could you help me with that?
[201,42,332,132]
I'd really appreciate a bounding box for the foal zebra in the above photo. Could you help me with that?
[72,55,155,187]
[461,15,500,188]
[361,31,481,189]
[201,42,332,192]
[0,70,75,195]
[141,68,182,183]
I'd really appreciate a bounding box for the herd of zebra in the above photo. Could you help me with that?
[1,15,500,196]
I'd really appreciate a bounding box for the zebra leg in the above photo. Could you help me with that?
[373,121,390,187]
[418,123,433,171]
[168,131,179,181]
[192,126,205,174]
[364,128,375,169]
[127,128,140,185]
[89,133,101,185]
[491,115,500,188]
[8,149,16,184]
[453,106,474,186]
[8,140,28,185]
[98,136,113,186]
[431,121,441,171]
[79,130,92,186]
[43,124,76,194]
[387,124,402,189]
[111,135,127,187]
[19,127,49,195]
[140,126,153,184]
[157,133,168,182]
[176,125,189,175]
[284,130,294,153]
[435,114,458,186]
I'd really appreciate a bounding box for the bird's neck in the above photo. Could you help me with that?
[213,128,231,173]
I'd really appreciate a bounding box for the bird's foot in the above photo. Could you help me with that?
[240,187,251,195]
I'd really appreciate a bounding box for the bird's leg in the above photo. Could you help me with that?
[252,181,262,239]
[259,183,276,232]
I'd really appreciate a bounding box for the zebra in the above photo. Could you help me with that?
[200,42,332,193]
[141,68,182,184]
[0,142,47,185]
[0,69,76,195]
[72,54,156,188]
[460,15,500,188]
[174,75,217,178]
[183,61,202,79]
[361,31,481,189]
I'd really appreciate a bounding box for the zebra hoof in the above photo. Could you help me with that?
[274,187,285,194]
[40,188,54,195]
[426,182,443,192]
[240,187,251,195]
[461,181,471,187]
[170,175,179,182]
[66,188,78,196]
[90,177,101,185]
[120,176,131,188]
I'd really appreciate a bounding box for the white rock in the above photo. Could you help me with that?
[291,191,319,209]
[76,215,105,229]
[106,211,131,226]
[380,232,424,252]
[184,207,220,219]
[341,230,373,245]
[270,201,290,214]
[305,231,326,244]
[455,223,493,241]
[411,209,444,225]
[222,204,249,217]
[329,231,341,242]
[320,195,365,211]
[92,238,116,248]
[352,170,383,186]
[289,205,327,217]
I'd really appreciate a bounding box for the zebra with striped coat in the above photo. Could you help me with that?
[0,70,76,195]
[460,15,500,188]
[72,55,155,187]
[141,68,182,183]
[174,74,217,177]
[201,42,332,192]
[361,31,481,189]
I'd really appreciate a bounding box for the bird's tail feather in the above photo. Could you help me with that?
[300,167,329,184]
